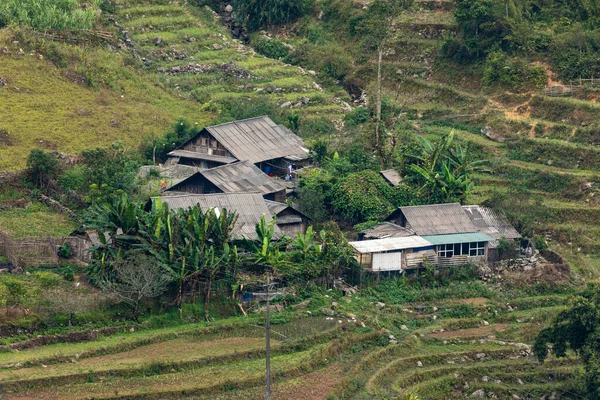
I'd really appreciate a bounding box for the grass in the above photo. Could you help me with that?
[0,203,76,238]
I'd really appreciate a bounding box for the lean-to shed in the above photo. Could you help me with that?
[349,236,433,272]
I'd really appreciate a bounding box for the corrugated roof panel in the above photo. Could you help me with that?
[167,150,237,164]
[421,232,493,246]
[462,205,521,248]
[399,203,478,235]
[200,161,285,196]
[349,236,433,254]
[205,116,309,163]
[380,169,402,186]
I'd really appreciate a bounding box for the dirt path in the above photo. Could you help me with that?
[429,323,509,339]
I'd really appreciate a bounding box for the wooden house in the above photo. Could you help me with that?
[265,200,312,236]
[379,203,495,269]
[462,205,521,261]
[166,116,310,176]
[164,160,286,202]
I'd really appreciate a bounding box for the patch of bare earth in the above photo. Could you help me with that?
[429,324,509,339]
[270,365,343,400]
[447,297,489,306]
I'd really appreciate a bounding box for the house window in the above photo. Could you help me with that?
[469,241,486,256]
[438,244,454,258]
[200,137,208,146]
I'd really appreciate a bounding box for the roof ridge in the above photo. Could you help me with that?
[200,159,248,173]
[205,115,271,130]
[400,203,461,209]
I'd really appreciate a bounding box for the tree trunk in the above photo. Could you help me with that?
[376,47,384,167]
[205,276,212,321]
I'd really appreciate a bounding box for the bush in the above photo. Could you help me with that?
[232,0,306,31]
[57,242,72,259]
[331,170,397,224]
[32,271,63,289]
[254,37,290,59]
[483,51,547,91]
[26,149,60,190]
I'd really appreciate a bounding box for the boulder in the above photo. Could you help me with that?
[400,325,408,331]
[470,389,485,398]
[153,37,163,45]
[321,307,335,316]
[375,302,385,309]
[475,353,486,359]
[280,101,292,109]
[225,4,233,12]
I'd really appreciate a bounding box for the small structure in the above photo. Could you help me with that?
[264,200,312,236]
[164,160,286,202]
[462,205,521,261]
[349,236,433,272]
[165,116,310,176]
[154,193,282,241]
[380,169,402,186]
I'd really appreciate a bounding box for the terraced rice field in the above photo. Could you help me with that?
[0,290,584,400]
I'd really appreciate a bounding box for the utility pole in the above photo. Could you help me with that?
[265,272,271,400]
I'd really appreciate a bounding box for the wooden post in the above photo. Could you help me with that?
[265,273,271,400]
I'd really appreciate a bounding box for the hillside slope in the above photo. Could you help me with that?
[0,0,346,171]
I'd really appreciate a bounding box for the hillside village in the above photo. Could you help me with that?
[1,0,600,399]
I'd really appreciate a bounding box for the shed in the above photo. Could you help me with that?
[165,160,286,202]
[380,169,402,186]
[349,236,433,272]
[153,193,282,241]
[264,200,312,236]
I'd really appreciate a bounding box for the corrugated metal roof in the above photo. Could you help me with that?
[462,205,521,248]
[361,222,415,239]
[380,169,402,186]
[421,232,493,246]
[399,203,478,235]
[153,193,282,240]
[201,161,285,195]
[204,116,309,164]
[264,200,311,224]
[167,150,237,164]
[349,236,433,254]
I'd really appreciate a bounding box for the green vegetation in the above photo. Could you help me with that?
[0,0,99,30]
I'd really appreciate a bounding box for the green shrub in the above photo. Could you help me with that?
[60,165,88,192]
[57,242,72,259]
[254,37,290,59]
[483,51,547,91]
[32,271,63,289]
[232,0,306,31]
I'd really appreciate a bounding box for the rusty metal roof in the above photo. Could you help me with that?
[396,203,478,236]
[349,236,432,254]
[361,222,415,240]
[167,150,237,164]
[201,161,286,195]
[203,116,309,163]
[153,193,281,240]
[462,205,521,248]
[380,169,402,186]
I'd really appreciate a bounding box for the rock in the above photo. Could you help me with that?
[331,301,338,307]
[482,320,489,326]
[389,340,398,345]
[481,126,504,142]
[280,101,292,109]
[338,320,343,324]
[375,302,385,309]
[512,394,520,399]
[517,378,524,386]
[360,322,366,328]
[0,77,6,87]
[482,376,489,382]
[480,339,486,344]
[549,392,557,400]
[186,36,197,42]
[225,4,233,12]
[417,361,423,367]
[213,43,223,50]
[321,307,335,316]
[432,306,438,312]
[432,315,438,320]
[400,325,408,331]
[153,37,163,45]
[475,353,486,359]
[470,389,485,398]
[582,182,594,190]
[388,335,396,340]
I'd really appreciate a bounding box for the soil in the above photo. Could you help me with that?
[270,365,343,400]
[447,297,489,306]
[428,323,509,339]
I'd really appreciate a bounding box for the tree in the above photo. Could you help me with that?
[42,288,97,326]
[100,254,171,319]
[26,149,60,190]
[534,285,600,399]
[357,0,413,166]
